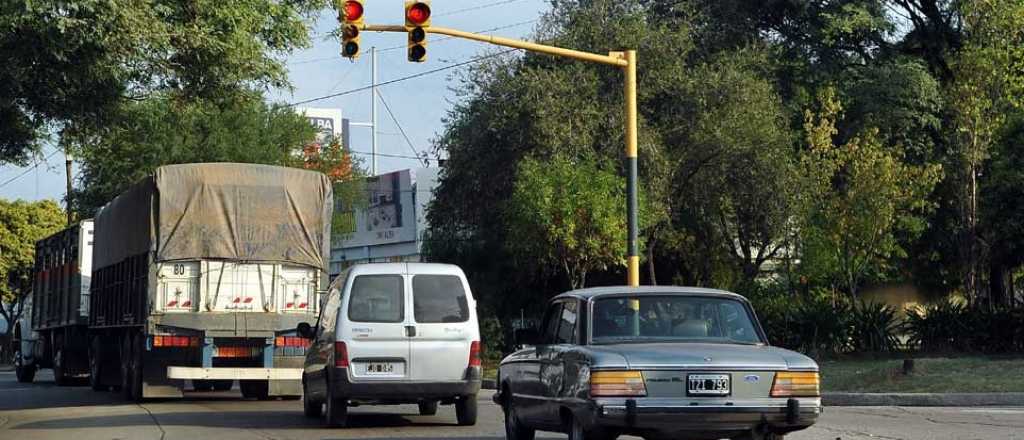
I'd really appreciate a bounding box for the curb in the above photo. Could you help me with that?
[824,392,1024,407]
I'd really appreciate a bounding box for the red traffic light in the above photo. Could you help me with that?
[406,2,431,25]
[343,1,364,22]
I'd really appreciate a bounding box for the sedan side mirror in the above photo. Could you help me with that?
[297,322,314,339]
[514,328,540,347]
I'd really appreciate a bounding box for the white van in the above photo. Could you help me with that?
[297,263,482,427]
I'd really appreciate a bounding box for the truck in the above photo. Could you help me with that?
[87,163,333,401]
[14,221,94,385]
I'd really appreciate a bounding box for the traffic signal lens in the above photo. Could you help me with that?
[406,3,431,25]
[343,24,360,39]
[343,1,364,21]
[410,27,426,44]
[344,41,360,57]
[409,45,426,61]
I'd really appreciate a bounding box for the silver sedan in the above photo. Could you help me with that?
[493,286,821,440]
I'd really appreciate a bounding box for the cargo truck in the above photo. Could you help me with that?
[87,163,333,401]
[13,220,94,385]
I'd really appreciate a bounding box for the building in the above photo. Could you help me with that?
[295,107,345,145]
[329,168,440,277]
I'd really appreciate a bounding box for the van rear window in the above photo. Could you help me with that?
[412,275,469,323]
[348,275,404,323]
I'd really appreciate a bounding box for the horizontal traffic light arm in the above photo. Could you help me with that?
[361,24,628,67]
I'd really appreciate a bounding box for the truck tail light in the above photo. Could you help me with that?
[468,341,482,367]
[275,336,311,348]
[770,371,820,397]
[591,370,647,397]
[153,335,200,348]
[334,341,349,368]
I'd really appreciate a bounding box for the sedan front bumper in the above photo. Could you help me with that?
[587,397,821,438]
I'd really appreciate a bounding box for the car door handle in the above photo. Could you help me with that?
[405,326,417,337]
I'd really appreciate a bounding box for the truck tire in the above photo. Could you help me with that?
[53,348,71,387]
[213,380,233,391]
[14,350,36,384]
[193,380,214,392]
[240,380,270,400]
[121,333,143,402]
[89,338,109,392]
[455,394,478,426]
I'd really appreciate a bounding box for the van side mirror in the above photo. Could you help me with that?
[514,328,540,346]
[297,322,314,339]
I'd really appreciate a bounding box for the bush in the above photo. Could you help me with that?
[904,301,972,352]
[848,301,902,353]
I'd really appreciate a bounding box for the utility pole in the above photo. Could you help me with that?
[359,22,641,287]
[64,149,73,225]
[371,46,379,176]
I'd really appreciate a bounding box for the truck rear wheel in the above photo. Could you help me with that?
[121,334,143,402]
[89,338,109,391]
[14,350,35,384]
[53,348,71,386]
[212,380,233,391]
[240,380,269,400]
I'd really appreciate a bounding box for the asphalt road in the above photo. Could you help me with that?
[2,370,1023,440]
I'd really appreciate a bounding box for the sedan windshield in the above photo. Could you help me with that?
[591,296,763,344]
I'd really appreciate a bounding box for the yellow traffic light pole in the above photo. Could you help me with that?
[362,24,641,287]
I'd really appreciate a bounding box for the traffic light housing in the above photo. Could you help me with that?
[340,0,365,59]
[405,1,431,62]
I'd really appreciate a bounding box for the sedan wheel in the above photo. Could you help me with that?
[503,397,535,440]
[418,400,438,416]
[568,414,613,440]
[734,432,785,440]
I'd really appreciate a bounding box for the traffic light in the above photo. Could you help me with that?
[340,0,364,59]
[405,1,431,62]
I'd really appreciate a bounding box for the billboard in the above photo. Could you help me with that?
[342,170,418,247]
[295,107,343,144]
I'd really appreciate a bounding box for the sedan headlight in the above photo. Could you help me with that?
[770,371,820,397]
[591,370,647,397]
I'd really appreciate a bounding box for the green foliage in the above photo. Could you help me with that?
[848,301,902,353]
[904,301,972,352]
[0,199,66,331]
[798,88,943,296]
[73,94,318,217]
[0,0,328,164]
[506,155,629,289]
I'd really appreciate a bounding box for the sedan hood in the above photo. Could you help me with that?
[588,343,817,371]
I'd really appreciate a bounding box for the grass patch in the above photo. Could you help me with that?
[820,356,1024,393]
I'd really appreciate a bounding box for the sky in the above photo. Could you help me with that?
[0,0,552,204]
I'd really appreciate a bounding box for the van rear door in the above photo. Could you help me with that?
[407,272,477,382]
[342,274,410,381]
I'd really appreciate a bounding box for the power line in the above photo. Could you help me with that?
[375,88,427,166]
[348,149,422,161]
[0,149,61,189]
[287,48,520,107]
[436,0,530,17]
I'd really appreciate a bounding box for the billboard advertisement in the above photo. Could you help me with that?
[341,170,418,247]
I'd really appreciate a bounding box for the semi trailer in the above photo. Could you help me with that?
[13,220,94,384]
[83,163,334,400]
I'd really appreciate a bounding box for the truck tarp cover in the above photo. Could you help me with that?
[93,163,333,270]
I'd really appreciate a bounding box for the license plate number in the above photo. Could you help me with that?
[365,362,397,374]
[687,374,731,396]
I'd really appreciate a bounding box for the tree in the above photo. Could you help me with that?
[73,94,319,217]
[506,155,629,290]
[799,88,943,297]
[1,0,330,164]
[0,199,66,360]
[292,138,367,240]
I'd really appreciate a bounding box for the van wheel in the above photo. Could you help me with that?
[455,394,477,426]
[325,385,348,427]
[14,350,36,384]
[302,381,322,418]
[418,400,438,416]
[240,380,270,400]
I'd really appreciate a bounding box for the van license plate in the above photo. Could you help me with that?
[366,362,397,375]
[687,374,731,396]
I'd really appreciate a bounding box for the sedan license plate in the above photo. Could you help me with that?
[365,362,398,375]
[687,374,731,396]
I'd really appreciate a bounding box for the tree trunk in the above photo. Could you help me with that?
[647,238,657,286]
[989,258,1009,308]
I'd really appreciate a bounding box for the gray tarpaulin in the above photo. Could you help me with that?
[93,163,333,270]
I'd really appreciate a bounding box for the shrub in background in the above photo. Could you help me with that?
[848,301,903,353]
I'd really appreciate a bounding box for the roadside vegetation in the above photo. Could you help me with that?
[821,357,1024,393]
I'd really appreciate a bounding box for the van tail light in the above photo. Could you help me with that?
[770,371,820,397]
[591,370,647,397]
[468,341,482,367]
[334,341,349,368]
